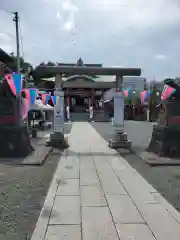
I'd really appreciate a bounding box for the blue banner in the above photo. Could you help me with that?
[29,88,38,105]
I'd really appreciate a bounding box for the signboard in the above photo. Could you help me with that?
[54,90,64,133]
[113,92,124,129]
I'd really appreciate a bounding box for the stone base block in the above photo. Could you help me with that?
[108,132,132,149]
[47,132,69,149]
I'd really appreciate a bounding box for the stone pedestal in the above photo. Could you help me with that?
[109,131,131,149]
[47,132,69,149]
[0,124,34,158]
[147,124,180,157]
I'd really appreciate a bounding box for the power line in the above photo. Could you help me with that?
[1,8,14,14]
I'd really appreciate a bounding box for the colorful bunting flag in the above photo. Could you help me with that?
[161,84,175,101]
[140,91,150,104]
[123,88,133,98]
[45,95,50,104]
[5,73,23,96]
[29,88,38,105]
[22,88,30,102]
[41,93,47,104]
[51,95,56,105]
[22,98,29,119]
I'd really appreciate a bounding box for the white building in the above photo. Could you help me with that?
[123,76,146,92]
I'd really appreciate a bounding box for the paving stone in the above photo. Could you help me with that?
[95,160,127,195]
[81,186,107,207]
[80,157,100,186]
[45,225,81,240]
[112,157,157,194]
[139,203,180,240]
[114,169,158,204]
[100,177,127,195]
[56,179,80,196]
[80,171,100,186]
[106,195,144,224]
[49,196,80,225]
[152,192,180,224]
[82,207,119,240]
[59,156,79,179]
[80,156,95,169]
[110,156,130,172]
[115,223,156,240]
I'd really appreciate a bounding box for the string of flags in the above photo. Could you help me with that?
[4,73,57,106]
[3,73,175,113]
[122,87,151,105]
[3,73,57,119]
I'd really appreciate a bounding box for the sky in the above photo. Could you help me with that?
[0,0,180,81]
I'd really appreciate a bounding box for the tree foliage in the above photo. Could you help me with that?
[8,52,33,74]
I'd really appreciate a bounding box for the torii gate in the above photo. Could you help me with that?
[36,65,141,149]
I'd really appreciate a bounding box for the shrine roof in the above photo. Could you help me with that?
[40,75,115,89]
[41,75,115,82]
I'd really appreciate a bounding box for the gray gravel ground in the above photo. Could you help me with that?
[92,121,180,212]
[0,153,59,240]
[0,123,72,240]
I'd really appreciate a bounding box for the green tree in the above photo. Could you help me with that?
[8,53,33,74]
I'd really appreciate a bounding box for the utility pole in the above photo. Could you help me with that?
[13,12,20,73]
[13,11,21,125]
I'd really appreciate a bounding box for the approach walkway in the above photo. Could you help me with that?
[31,122,180,240]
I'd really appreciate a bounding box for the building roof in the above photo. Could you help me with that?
[41,75,115,82]
[40,74,116,89]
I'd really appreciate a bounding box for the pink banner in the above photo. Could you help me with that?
[123,90,128,97]
[41,93,47,104]
[22,98,29,119]
[5,73,23,96]
[161,85,175,101]
[5,74,16,96]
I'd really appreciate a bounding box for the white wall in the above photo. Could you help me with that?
[123,76,146,91]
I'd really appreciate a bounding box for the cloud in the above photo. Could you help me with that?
[0,33,13,53]
[0,0,180,80]
[62,0,79,12]
[62,13,76,32]
[154,54,167,60]
[56,12,61,19]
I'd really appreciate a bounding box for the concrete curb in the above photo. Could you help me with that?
[21,146,53,166]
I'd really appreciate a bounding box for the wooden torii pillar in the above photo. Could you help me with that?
[36,66,141,149]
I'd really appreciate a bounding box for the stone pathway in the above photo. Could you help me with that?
[31,122,180,240]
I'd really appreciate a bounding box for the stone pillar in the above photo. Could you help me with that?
[109,75,131,149]
[48,73,68,149]
[66,89,70,106]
